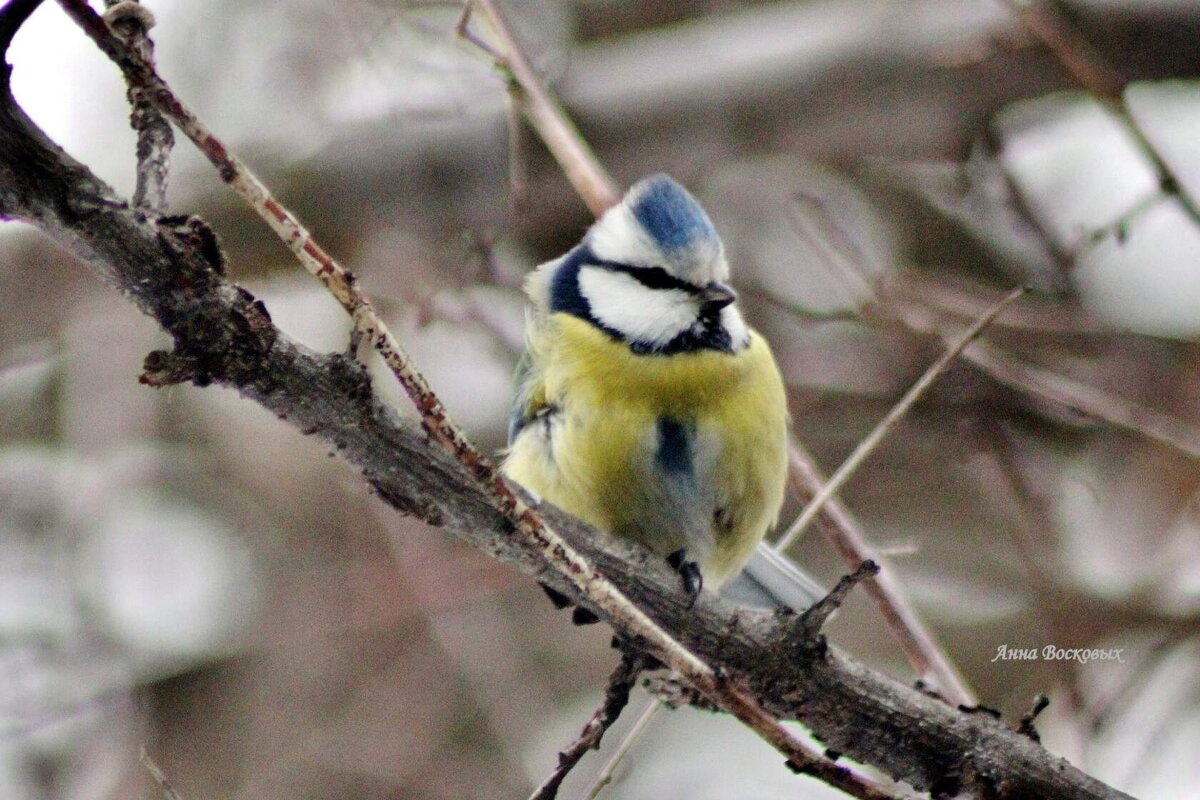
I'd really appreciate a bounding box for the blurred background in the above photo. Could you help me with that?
[2,0,1200,797]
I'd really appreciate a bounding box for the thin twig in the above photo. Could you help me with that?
[962,339,1200,461]
[501,88,530,219]
[775,285,1028,552]
[780,182,977,708]
[579,696,659,800]
[792,561,880,641]
[784,441,975,707]
[459,0,619,215]
[55,1,885,792]
[999,0,1200,230]
[530,651,648,800]
[964,417,1090,714]
[454,1,502,61]
[102,0,172,212]
[967,418,1064,606]
[1017,694,1050,743]
[769,285,1021,705]
[140,749,186,800]
[999,0,1122,100]
[880,285,1200,462]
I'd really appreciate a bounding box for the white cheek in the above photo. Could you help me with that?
[578,268,697,347]
[720,305,750,351]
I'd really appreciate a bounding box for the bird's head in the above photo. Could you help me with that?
[537,174,749,355]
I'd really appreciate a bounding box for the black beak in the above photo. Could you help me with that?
[700,282,737,311]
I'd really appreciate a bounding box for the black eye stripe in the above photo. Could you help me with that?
[586,258,699,295]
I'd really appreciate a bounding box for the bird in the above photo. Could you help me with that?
[502,174,824,614]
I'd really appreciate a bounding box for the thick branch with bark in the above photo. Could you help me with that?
[0,5,1133,799]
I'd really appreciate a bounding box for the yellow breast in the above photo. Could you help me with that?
[503,314,789,587]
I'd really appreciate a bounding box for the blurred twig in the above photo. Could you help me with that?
[459,0,619,215]
[140,749,187,800]
[1000,0,1200,231]
[999,0,1122,100]
[530,651,649,800]
[782,170,1200,462]
[784,440,975,707]
[965,417,1089,715]
[875,283,1200,462]
[962,339,1200,460]
[966,418,1065,607]
[773,289,1029,708]
[776,286,1028,552]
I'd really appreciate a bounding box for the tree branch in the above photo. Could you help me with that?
[101,0,171,212]
[528,650,649,800]
[460,0,620,215]
[0,3,1135,798]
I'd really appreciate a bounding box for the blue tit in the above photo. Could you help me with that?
[503,174,824,607]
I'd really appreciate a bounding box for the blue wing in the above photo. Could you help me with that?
[507,349,542,446]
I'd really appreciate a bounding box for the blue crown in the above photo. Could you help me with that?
[628,174,718,254]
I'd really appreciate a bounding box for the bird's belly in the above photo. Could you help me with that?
[502,318,788,589]
[504,399,768,588]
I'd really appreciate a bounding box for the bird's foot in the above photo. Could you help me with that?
[666,549,703,606]
[539,581,601,624]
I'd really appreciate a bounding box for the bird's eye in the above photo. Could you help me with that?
[585,258,690,292]
[628,266,690,292]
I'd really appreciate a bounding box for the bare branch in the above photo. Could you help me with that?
[102,0,172,212]
[775,286,1028,551]
[460,0,620,215]
[790,560,880,644]
[529,651,649,800]
[786,442,976,707]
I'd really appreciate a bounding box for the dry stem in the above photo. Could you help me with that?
[101,0,171,212]
[459,0,620,215]
[776,285,1027,552]
[529,651,648,800]
[140,749,187,800]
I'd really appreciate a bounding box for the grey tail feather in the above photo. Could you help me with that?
[720,542,828,611]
